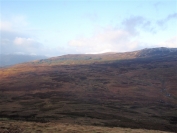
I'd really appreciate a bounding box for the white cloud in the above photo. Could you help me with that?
[12,37,42,55]
[0,15,43,55]
[0,21,12,31]
[0,15,28,32]
[158,36,177,48]
[14,37,36,46]
[69,28,128,47]
[68,27,142,54]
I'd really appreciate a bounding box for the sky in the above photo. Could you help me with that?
[1,0,177,57]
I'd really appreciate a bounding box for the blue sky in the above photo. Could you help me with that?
[1,0,177,56]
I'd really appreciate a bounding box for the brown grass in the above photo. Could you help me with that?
[0,53,177,132]
[0,120,173,133]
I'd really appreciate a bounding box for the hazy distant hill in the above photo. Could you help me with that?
[0,54,47,67]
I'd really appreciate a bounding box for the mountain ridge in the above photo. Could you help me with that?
[30,47,177,66]
[1,47,176,67]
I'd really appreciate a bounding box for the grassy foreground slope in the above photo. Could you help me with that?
[0,120,172,133]
[0,48,177,132]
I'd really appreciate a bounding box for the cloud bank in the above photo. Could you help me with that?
[1,12,177,56]
[0,17,43,55]
[158,36,177,48]
[157,13,177,26]
[68,27,138,54]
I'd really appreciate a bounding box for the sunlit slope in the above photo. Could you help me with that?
[0,120,172,133]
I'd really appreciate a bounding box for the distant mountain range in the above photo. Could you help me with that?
[0,54,47,67]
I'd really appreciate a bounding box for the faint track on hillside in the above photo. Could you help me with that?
[161,80,172,99]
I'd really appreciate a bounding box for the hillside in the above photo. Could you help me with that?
[0,47,177,132]
[0,120,171,133]
[28,47,177,66]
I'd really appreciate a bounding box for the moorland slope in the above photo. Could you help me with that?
[0,47,177,132]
